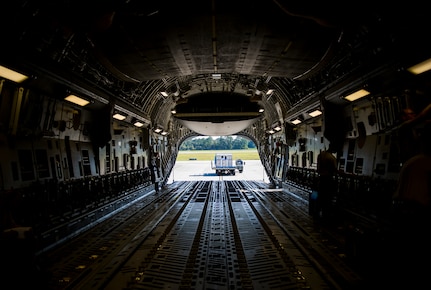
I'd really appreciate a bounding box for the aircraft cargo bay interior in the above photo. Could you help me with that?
[1,1,431,289]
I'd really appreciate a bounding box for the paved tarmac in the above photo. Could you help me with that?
[166,160,270,184]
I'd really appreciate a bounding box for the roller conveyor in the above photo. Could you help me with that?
[33,180,378,290]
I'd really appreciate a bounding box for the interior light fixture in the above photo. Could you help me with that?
[343,89,370,102]
[212,73,221,80]
[133,121,144,127]
[259,108,265,113]
[407,58,431,75]
[160,91,169,97]
[130,117,145,127]
[291,118,302,125]
[274,125,282,131]
[154,128,163,133]
[64,94,90,106]
[0,65,28,83]
[266,89,274,95]
[161,131,168,136]
[308,109,322,117]
[171,109,176,114]
[113,112,127,120]
[267,129,275,134]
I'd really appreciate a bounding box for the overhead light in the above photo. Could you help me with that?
[130,117,145,127]
[0,65,28,83]
[266,89,274,95]
[291,114,304,125]
[308,109,322,117]
[65,94,90,106]
[291,115,304,125]
[343,89,370,102]
[161,131,168,135]
[407,58,431,75]
[212,73,221,80]
[171,109,176,114]
[271,121,282,132]
[113,112,127,120]
[154,127,163,133]
[259,108,264,113]
[267,129,275,134]
[133,121,144,127]
[160,91,169,97]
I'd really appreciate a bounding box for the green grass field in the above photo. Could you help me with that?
[176,149,259,161]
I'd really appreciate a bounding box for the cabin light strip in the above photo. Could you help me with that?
[343,89,370,102]
[65,94,90,106]
[407,58,431,75]
[0,65,28,83]
[133,121,145,127]
[113,113,127,120]
[308,109,322,117]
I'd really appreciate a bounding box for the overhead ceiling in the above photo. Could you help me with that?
[1,1,430,136]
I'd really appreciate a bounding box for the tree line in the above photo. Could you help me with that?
[180,136,256,150]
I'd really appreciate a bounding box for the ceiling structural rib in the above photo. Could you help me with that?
[211,0,218,74]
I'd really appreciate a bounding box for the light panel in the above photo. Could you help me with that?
[343,89,370,102]
[0,65,28,83]
[407,58,431,75]
[113,113,127,120]
[133,121,144,127]
[266,89,274,95]
[308,109,322,117]
[64,94,90,106]
[291,118,302,125]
